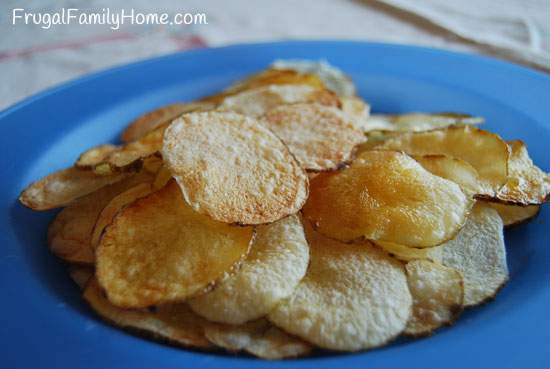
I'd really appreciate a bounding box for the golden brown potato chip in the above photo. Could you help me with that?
[83,278,212,349]
[96,180,253,308]
[268,226,411,351]
[203,319,313,359]
[364,113,483,132]
[303,150,471,247]
[121,102,214,143]
[487,202,540,227]
[218,84,339,118]
[341,96,371,131]
[69,266,94,289]
[263,103,365,171]
[378,125,509,196]
[493,140,550,205]
[90,182,154,250]
[48,172,154,263]
[189,215,309,324]
[162,111,308,225]
[426,203,508,306]
[152,165,173,190]
[404,260,464,336]
[413,154,481,196]
[76,144,118,167]
[19,167,127,211]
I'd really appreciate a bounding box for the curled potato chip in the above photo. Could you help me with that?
[69,266,94,289]
[426,203,508,306]
[268,226,411,351]
[48,171,154,263]
[96,180,253,308]
[405,260,464,336]
[162,111,308,225]
[364,113,483,132]
[378,125,509,195]
[19,167,127,211]
[76,144,118,167]
[219,84,339,118]
[263,103,365,171]
[203,319,313,359]
[303,150,471,247]
[341,96,371,131]
[413,154,481,196]
[487,202,540,227]
[493,140,550,205]
[189,215,309,324]
[90,182,154,250]
[83,278,212,349]
[121,102,214,143]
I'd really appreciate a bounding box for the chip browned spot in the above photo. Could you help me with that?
[48,171,154,263]
[303,150,471,247]
[162,111,308,225]
[121,102,215,143]
[268,226,411,351]
[83,278,212,349]
[487,202,540,227]
[263,103,365,171]
[96,180,253,308]
[378,126,509,196]
[364,112,483,132]
[405,260,464,336]
[219,84,339,118]
[189,215,309,324]
[19,167,127,211]
[493,140,550,205]
[203,319,313,359]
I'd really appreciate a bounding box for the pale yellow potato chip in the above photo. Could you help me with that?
[90,182,154,250]
[487,202,540,227]
[218,84,339,118]
[493,140,550,205]
[364,113,483,132]
[96,180,253,308]
[83,278,212,349]
[268,227,411,351]
[426,203,508,306]
[375,241,429,262]
[69,266,94,289]
[162,111,308,225]
[263,103,365,171]
[203,319,313,359]
[405,260,464,336]
[341,96,371,131]
[413,154,481,196]
[121,102,214,143]
[189,215,309,324]
[48,171,154,263]
[378,125,509,196]
[19,167,127,211]
[302,150,471,247]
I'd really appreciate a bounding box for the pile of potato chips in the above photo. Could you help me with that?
[20,60,550,359]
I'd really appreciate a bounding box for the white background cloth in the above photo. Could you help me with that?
[1,0,549,110]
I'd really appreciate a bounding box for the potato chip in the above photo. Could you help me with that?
[271,59,356,97]
[203,319,313,359]
[413,154,481,196]
[83,278,212,349]
[426,203,508,306]
[404,260,463,336]
[121,102,214,143]
[268,226,411,351]
[69,266,94,289]
[341,96,371,131]
[76,144,118,167]
[48,172,154,263]
[90,182,154,250]
[152,165,173,190]
[263,103,365,171]
[96,180,253,308]
[375,241,429,262]
[218,84,339,118]
[378,125,509,195]
[19,167,127,211]
[162,111,308,225]
[189,215,309,324]
[493,140,550,205]
[303,150,471,247]
[487,202,540,227]
[364,112,483,132]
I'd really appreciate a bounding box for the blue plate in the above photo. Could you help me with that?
[1,41,549,369]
